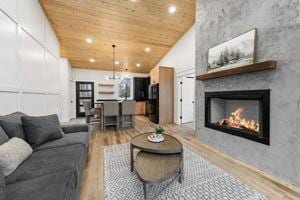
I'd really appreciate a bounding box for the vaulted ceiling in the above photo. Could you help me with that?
[39,0,195,73]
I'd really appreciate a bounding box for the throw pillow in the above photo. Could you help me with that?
[0,127,9,145]
[0,169,5,200]
[0,112,27,140]
[21,114,63,148]
[0,138,33,177]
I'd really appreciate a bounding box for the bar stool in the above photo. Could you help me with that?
[103,101,120,131]
[120,100,136,130]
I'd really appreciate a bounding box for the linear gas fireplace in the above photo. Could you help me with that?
[205,90,270,145]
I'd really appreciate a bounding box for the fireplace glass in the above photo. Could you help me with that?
[205,90,270,145]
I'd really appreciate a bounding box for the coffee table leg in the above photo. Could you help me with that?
[130,144,134,172]
[179,150,184,183]
[143,182,149,200]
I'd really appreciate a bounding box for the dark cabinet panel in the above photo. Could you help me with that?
[148,83,159,124]
[134,77,150,101]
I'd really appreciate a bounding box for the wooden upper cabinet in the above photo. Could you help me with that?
[150,66,159,84]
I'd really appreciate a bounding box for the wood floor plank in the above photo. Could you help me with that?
[77,116,300,200]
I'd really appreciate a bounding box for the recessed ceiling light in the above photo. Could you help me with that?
[168,6,177,14]
[89,58,95,63]
[136,63,141,67]
[86,38,93,43]
[145,47,151,52]
[115,61,119,65]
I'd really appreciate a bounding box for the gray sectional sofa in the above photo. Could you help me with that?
[0,112,90,200]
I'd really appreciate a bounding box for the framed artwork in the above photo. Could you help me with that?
[207,29,256,73]
[118,78,131,98]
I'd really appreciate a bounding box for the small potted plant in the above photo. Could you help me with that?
[148,125,165,142]
[155,125,165,136]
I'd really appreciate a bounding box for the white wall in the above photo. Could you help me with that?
[0,1,61,118]
[72,69,149,103]
[156,24,195,125]
[157,24,195,73]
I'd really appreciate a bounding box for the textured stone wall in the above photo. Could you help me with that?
[195,0,300,186]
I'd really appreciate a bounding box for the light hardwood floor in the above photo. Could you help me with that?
[77,116,300,200]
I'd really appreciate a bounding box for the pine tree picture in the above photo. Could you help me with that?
[207,29,256,73]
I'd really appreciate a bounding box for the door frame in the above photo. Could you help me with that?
[174,68,195,127]
[180,75,195,124]
[68,78,75,120]
[75,81,95,117]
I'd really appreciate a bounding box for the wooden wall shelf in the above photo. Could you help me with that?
[196,61,277,81]
[98,83,114,86]
[98,91,114,94]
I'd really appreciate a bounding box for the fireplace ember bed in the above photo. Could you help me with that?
[205,90,270,145]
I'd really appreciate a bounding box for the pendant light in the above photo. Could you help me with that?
[106,44,119,80]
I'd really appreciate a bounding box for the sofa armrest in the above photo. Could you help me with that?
[61,124,89,134]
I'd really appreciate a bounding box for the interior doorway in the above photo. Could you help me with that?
[68,79,75,120]
[177,73,195,128]
[75,81,94,117]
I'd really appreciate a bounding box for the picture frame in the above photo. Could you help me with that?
[118,78,131,98]
[207,28,257,73]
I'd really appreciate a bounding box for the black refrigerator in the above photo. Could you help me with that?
[148,83,159,124]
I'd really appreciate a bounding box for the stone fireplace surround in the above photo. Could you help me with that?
[195,0,300,186]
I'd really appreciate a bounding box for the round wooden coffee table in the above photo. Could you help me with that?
[130,133,184,200]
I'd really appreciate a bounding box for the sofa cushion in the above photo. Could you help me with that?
[61,124,89,134]
[5,144,86,185]
[6,170,75,200]
[21,114,63,148]
[0,138,32,177]
[0,170,5,200]
[0,127,9,145]
[34,132,89,151]
[0,112,27,140]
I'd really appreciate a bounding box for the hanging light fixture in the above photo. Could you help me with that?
[106,44,119,80]
[121,68,129,79]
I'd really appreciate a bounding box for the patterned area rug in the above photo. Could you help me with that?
[104,144,268,200]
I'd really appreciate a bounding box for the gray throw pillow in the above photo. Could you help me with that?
[0,137,33,177]
[0,127,9,145]
[0,112,27,140]
[21,114,63,148]
[0,170,5,200]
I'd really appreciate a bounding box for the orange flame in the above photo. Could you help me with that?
[218,107,259,133]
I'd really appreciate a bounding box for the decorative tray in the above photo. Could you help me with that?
[148,134,164,143]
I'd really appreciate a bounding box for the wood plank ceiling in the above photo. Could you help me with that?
[39,0,195,73]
